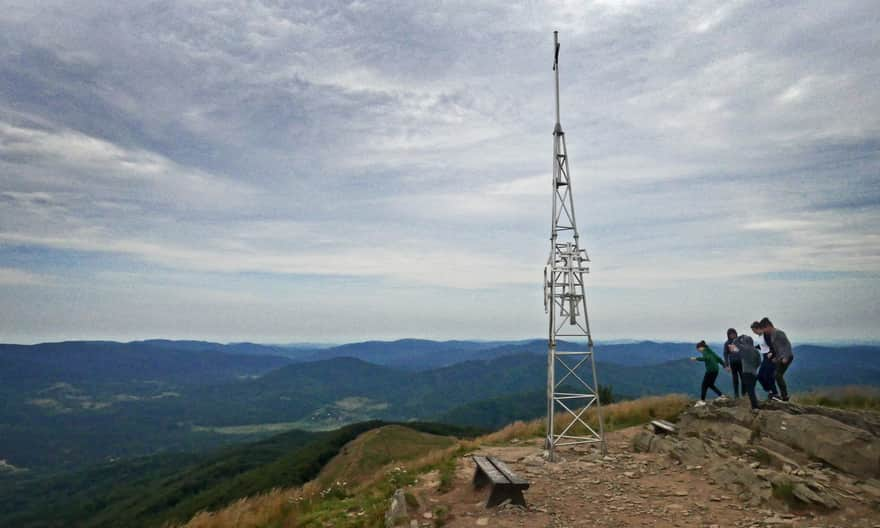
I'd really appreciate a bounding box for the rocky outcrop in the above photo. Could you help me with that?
[633,400,880,511]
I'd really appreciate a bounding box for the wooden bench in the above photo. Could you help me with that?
[472,455,530,508]
[651,419,677,435]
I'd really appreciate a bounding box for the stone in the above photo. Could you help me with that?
[632,430,656,453]
[791,481,840,509]
[759,408,880,478]
[476,518,489,526]
[385,489,408,528]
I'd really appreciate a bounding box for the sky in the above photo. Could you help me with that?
[1,0,878,344]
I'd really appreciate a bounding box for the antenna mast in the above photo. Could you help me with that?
[544,30,606,459]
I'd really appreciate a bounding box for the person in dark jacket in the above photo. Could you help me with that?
[728,332,761,410]
[691,340,726,403]
[723,328,743,398]
[760,317,794,401]
[752,321,778,399]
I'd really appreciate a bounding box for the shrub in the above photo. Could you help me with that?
[436,458,456,494]
[404,492,419,509]
[433,505,449,527]
[772,480,797,506]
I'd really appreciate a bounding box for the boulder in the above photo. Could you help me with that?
[758,411,880,478]
[707,462,772,503]
[791,481,840,509]
[772,401,880,437]
[634,399,879,512]
[676,401,880,478]
[385,489,408,528]
[632,430,655,453]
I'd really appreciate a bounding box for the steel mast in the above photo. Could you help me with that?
[544,30,606,459]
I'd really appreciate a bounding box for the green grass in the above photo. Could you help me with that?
[752,447,772,466]
[291,444,468,528]
[291,467,417,528]
[436,457,457,494]
[771,479,797,506]
[433,505,449,526]
[315,425,456,488]
[404,491,419,509]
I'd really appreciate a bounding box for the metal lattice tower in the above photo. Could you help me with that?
[543,31,606,459]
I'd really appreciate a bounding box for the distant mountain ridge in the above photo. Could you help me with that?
[2,338,878,473]
[0,340,291,386]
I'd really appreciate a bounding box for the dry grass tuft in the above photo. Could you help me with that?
[794,385,880,411]
[183,487,301,528]
[468,393,691,443]
[469,419,545,446]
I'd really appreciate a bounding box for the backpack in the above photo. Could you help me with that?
[734,335,754,349]
[733,335,760,369]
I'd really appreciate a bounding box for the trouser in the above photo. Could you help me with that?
[741,372,759,409]
[775,358,793,399]
[729,360,743,398]
[758,360,778,396]
[701,371,722,400]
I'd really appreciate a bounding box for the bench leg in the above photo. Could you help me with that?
[473,468,491,489]
[485,486,527,508]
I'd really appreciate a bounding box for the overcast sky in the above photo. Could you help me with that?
[1,1,878,344]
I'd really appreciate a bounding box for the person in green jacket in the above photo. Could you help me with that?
[691,340,726,403]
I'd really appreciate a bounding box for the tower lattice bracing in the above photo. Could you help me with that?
[544,31,606,459]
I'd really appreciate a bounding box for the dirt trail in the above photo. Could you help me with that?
[403,426,880,528]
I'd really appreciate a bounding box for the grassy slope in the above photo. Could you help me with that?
[314,425,456,489]
[181,394,694,528]
[0,421,478,528]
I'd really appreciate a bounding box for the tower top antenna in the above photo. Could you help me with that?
[543,30,606,460]
[553,31,561,127]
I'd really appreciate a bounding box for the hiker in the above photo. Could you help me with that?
[727,331,761,411]
[691,340,725,405]
[760,317,793,402]
[752,321,779,400]
[723,328,743,398]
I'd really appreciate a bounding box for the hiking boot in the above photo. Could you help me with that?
[694,400,707,407]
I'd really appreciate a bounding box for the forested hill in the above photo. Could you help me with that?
[0,421,480,528]
[1,339,878,473]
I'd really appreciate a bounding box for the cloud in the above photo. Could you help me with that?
[0,120,260,210]
[0,0,878,341]
[0,267,51,286]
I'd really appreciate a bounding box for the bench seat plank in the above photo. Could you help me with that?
[651,419,676,434]
[488,457,529,487]
[472,456,509,485]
